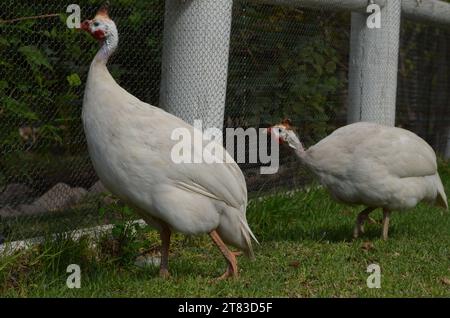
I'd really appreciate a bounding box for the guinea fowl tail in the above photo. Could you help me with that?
[435,173,448,210]
[239,215,259,259]
[218,205,259,260]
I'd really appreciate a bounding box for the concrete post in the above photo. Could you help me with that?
[347,0,402,126]
[159,0,233,130]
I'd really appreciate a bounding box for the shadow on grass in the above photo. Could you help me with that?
[253,219,399,244]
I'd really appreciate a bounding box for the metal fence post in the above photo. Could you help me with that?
[347,0,402,126]
[159,0,233,131]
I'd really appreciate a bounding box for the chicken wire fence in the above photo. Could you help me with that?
[0,0,449,242]
[397,19,450,157]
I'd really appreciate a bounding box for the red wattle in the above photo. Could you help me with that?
[92,30,105,40]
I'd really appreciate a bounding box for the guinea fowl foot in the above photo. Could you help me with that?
[353,226,363,239]
[353,218,366,238]
[214,252,241,281]
[215,265,238,281]
[209,230,240,281]
[159,268,170,279]
[353,207,376,239]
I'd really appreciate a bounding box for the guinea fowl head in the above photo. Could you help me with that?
[267,119,302,151]
[79,2,118,60]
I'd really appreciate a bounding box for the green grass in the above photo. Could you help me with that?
[1,162,449,297]
[1,194,135,241]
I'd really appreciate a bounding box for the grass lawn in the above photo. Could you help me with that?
[1,162,449,297]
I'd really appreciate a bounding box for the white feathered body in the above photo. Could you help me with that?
[82,61,256,256]
[302,122,448,211]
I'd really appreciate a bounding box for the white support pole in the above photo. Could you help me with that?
[255,0,386,12]
[159,0,233,130]
[402,0,450,26]
[347,0,402,126]
[255,1,450,26]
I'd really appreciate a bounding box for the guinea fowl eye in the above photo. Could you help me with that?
[93,21,100,27]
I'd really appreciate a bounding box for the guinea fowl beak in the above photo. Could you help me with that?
[77,20,91,32]
[265,127,284,144]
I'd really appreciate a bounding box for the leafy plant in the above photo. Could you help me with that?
[98,204,147,265]
[0,0,164,189]
[226,3,349,143]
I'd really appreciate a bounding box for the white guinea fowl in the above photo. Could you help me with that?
[80,5,257,279]
[269,119,448,240]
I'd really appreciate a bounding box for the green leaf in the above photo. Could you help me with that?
[2,96,39,120]
[39,124,64,144]
[66,73,81,87]
[325,61,336,74]
[129,12,143,25]
[99,207,106,218]
[0,80,8,91]
[18,45,53,71]
[17,83,30,93]
[0,38,9,46]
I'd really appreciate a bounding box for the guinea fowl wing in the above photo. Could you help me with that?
[356,127,437,179]
[123,97,248,213]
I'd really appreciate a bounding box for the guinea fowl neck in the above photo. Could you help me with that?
[94,34,118,64]
[283,131,306,160]
[294,141,306,159]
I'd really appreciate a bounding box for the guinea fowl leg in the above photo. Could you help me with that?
[159,223,171,278]
[209,230,238,280]
[353,207,376,238]
[382,208,391,240]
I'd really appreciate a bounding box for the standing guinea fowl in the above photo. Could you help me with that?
[79,5,257,279]
[269,119,448,240]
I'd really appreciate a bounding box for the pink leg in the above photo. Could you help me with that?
[209,230,239,280]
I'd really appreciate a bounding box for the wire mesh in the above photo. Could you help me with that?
[397,18,450,156]
[0,0,165,241]
[226,1,349,193]
[160,0,233,131]
[0,0,449,242]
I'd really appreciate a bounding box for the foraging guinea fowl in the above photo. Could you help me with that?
[80,5,257,279]
[269,120,448,240]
